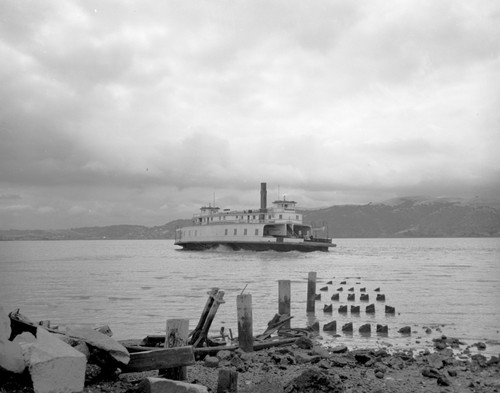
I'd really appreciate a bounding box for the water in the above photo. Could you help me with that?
[1,238,499,356]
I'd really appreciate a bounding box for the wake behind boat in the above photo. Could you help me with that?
[174,183,336,252]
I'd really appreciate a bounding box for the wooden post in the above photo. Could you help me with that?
[217,369,238,393]
[236,294,253,352]
[160,319,189,380]
[278,280,291,329]
[306,272,317,313]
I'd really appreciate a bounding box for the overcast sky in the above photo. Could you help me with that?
[1,0,499,230]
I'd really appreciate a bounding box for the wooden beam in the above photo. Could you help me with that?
[121,346,195,373]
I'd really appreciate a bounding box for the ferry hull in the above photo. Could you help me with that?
[176,241,335,252]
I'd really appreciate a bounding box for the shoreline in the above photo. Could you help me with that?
[2,332,498,393]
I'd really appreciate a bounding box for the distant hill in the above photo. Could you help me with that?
[302,196,500,238]
[0,220,191,241]
[1,197,499,240]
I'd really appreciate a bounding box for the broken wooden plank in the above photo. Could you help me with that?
[193,291,225,347]
[189,288,219,343]
[121,346,195,373]
[256,315,294,341]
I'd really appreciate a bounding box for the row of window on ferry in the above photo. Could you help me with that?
[184,228,260,237]
[198,214,300,223]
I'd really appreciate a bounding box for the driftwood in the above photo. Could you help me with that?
[123,336,299,358]
[255,314,294,341]
[121,346,195,373]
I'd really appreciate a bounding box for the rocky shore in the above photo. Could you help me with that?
[2,334,499,393]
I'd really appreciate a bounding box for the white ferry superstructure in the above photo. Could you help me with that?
[174,183,336,252]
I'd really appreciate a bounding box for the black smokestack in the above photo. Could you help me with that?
[260,182,267,212]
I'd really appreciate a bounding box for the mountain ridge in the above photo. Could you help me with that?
[1,196,499,240]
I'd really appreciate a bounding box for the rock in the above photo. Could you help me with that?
[18,328,86,393]
[350,305,360,314]
[374,287,380,292]
[320,286,328,292]
[308,321,320,331]
[366,304,375,314]
[375,370,384,379]
[341,322,353,332]
[295,336,314,350]
[448,369,458,377]
[376,294,386,301]
[66,326,130,365]
[138,377,209,393]
[314,294,321,300]
[338,305,348,314]
[323,304,333,313]
[376,325,388,334]
[385,305,395,314]
[398,326,411,335]
[337,287,343,292]
[340,281,346,285]
[474,342,487,350]
[421,366,442,379]
[347,294,355,301]
[348,287,354,292]
[331,345,348,354]
[216,350,233,360]
[204,356,219,368]
[326,281,333,285]
[360,287,366,292]
[359,324,371,333]
[0,306,25,374]
[425,327,432,334]
[284,367,344,393]
[331,293,340,301]
[437,375,451,386]
[434,341,447,350]
[427,353,444,369]
[354,351,372,364]
[95,325,113,337]
[295,353,317,364]
[323,321,337,332]
[360,294,369,301]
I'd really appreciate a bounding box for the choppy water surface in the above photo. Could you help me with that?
[1,238,499,355]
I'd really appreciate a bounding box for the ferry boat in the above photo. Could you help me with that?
[174,183,336,252]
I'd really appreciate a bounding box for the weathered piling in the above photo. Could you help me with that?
[306,272,317,313]
[278,280,291,329]
[217,369,238,393]
[160,319,189,380]
[236,294,253,352]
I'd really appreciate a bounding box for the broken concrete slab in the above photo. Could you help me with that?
[0,305,25,373]
[66,326,130,365]
[18,328,86,393]
[138,377,209,393]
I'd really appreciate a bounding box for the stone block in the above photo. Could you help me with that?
[139,377,209,393]
[19,328,86,393]
[323,304,333,313]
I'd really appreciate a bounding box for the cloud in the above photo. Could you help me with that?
[0,0,499,229]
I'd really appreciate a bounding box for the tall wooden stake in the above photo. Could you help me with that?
[278,280,291,329]
[160,319,189,380]
[236,294,253,352]
[306,272,317,313]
